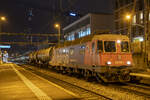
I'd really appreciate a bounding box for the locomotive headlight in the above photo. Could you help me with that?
[117,40,121,43]
[107,61,112,65]
[127,61,131,65]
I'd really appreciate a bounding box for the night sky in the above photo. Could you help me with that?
[0,0,114,34]
[0,0,114,55]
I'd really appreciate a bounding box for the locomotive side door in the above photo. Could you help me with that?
[91,42,95,66]
[92,41,99,66]
[96,40,103,66]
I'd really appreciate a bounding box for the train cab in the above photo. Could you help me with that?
[84,34,133,67]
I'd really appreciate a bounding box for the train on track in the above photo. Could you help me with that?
[29,34,134,83]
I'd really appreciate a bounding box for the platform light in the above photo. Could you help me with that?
[133,37,144,42]
[125,14,131,20]
[139,38,144,42]
[55,24,60,28]
[117,40,121,43]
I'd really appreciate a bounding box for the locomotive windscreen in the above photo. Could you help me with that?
[104,41,116,52]
[121,41,129,52]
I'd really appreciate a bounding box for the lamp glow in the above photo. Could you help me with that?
[1,16,6,21]
[107,61,112,65]
[126,14,131,20]
[127,61,131,65]
[117,40,121,43]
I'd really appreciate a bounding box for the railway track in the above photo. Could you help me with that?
[20,64,150,100]
[20,64,112,100]
[120,83,150,97]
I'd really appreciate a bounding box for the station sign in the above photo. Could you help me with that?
[0,45,11,48]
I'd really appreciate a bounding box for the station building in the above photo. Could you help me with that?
[63,13,114,41]
[114,0,150,40]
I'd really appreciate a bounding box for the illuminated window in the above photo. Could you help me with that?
[67,34,75,41]
[149,13,150,21]
[140,12,143,23]
[87,27,91,35]
[140,12,143,19]
[78,27,91,38]
[133,15,136,24]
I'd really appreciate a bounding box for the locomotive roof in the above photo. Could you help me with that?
[56,34,129,48]
[92,34,129,41]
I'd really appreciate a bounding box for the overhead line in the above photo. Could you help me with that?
[0,33,58,36]
[0,42,56,45]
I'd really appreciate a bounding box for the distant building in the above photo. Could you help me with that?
[63,13,115,41]
[114,0,150,68]
[114,0,150,40]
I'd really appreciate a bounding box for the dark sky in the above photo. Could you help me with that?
[0,0,114,55]
[0,0,114,33]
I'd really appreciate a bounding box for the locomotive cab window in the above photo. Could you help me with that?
[121,41,129,52]
[97,40,103,52]
[104,41,116,52]
[92,42,95,53]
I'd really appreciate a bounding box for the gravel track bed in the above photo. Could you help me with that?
[121,83,150,96]
[21,64,150,100]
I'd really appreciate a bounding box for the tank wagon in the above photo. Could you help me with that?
[29,34,133,83]
[29,47,53,65]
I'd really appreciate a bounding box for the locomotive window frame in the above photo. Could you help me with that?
[121,41,130,52]
[104,41,116,52]
[97,40,103,52]
[92,42,95,53]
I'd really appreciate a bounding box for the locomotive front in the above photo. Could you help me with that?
[86,35,133,82]
[100,37,132,67]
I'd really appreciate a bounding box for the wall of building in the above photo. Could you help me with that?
[114,0,145,36]
[114,0,150,69]
[63,13,115,41]
[63,15,91,41]
[91,14,115,33]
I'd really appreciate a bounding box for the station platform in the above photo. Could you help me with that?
[130,69,150,84]
[0,63,79,100]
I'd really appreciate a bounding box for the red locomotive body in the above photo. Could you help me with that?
[29,34,133,83]
[84,35,132,67]
[49,34,133,82]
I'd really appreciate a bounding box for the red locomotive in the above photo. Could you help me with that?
[29,34,133,83]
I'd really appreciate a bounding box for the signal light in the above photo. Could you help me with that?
[69,12,77,16]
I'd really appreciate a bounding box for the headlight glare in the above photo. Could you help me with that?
[127,61,131,65]
[107,61,112,65]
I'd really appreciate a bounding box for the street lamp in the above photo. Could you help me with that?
[0,16,6,32]
[1,17,6,21]
[54,23,61,46]
[125,14,149,67]
[125,14,131,20]
[125,14,132,41]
